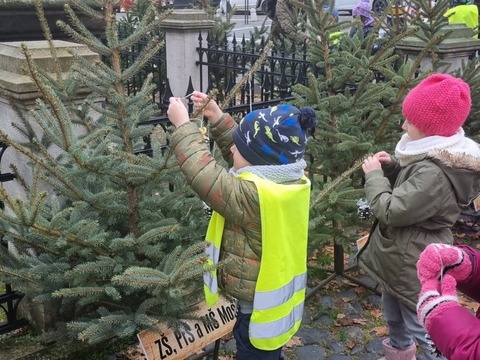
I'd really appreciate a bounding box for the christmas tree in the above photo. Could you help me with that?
[0,0,210,343]
[290,0,480,279]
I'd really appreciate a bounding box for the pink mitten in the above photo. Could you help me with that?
[417,274,459,333]
[417,244,472,286]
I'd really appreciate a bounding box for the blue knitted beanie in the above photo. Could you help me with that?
[232,104,317,166]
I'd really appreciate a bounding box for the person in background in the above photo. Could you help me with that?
[444,0,479,37]
[167,91,317,359]
[358,73,480,360]
[351,0,376,37]
[417,243,480,360]
[270,0,309,43]
[270,0,338,43]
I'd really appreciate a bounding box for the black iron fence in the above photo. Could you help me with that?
[117,31,314,126]
[0,142,28,334]
[196,33,313,108]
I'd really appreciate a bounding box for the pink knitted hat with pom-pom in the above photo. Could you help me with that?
[402,73,471,137]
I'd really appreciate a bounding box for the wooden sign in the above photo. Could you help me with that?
[138,298,237,360]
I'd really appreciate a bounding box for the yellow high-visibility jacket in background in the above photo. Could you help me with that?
[444,4,479,38]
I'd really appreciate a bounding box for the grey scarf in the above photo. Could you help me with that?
[229,159,307,183]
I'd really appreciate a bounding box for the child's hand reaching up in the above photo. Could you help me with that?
[190,91,223,124]
[167,97,189,127]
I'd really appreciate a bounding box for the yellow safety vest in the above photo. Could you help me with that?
[204,172,311,350]
[444,4,479,38]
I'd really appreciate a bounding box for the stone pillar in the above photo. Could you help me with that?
[160,10,215,97]
[0,40,99,332]
[0,40,99,201]
[396,24,480,72]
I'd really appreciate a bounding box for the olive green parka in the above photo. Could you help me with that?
[358,150,480,309]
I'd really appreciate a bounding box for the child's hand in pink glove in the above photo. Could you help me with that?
[417,274,459,333]
[417,244,472,286]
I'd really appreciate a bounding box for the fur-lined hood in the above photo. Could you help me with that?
[429,149,480,209]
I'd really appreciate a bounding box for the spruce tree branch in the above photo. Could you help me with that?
[71,51,121,84]
[7,231,61,256]
[30,101,69,149]
[21,44,72,149]
[0,266,37,284]
[31,223,109,256]
[310,158,364,209]
[34,0,63,84]
[134,224,180,245]
[53,287,106,298]
[0,131,94,205]
[219,41,274,110]
[28,191,48,227]
[121,38,164,82]
[68,0,105,21]
[56,20,111,56]
[117,5,170,52]
[63,2,107,46]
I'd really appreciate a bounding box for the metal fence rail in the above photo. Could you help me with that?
[197,33,312,106]
[0,142,28,334]
[129,33,314,129]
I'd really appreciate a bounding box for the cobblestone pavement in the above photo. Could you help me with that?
[205,267,434,360]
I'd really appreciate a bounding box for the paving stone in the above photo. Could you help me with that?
[343,326,365,342]
[224,338,236,354]
[328,341,346,353]
[295,344,326,360]
[365,337,386,354]
[357,354,380,360]
[326,355,350,360]
[350,345,364,355]
[296,327,332,345]
[319,295,334,309]
[313,314,335,326]
[339,288,358,298]
[342,301,363,316]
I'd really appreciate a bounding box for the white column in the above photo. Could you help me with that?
[160,10,215,97]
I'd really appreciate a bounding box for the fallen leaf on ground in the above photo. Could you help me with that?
[369,308,383,319]
[346,339,357,349]
[336,318,356,326]
[352,318,368,325]
[372,326,389,337]
[286,336,303,348]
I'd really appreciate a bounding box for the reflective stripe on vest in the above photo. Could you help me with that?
[203,212,224,307]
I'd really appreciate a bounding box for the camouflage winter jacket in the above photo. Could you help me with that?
[170,114,262,302]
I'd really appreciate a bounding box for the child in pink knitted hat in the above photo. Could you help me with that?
[357,73,480,360]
